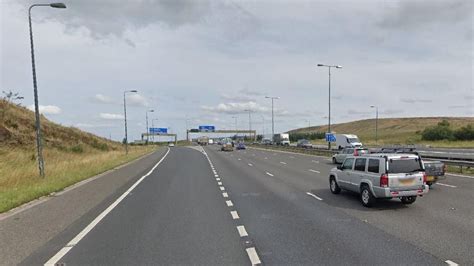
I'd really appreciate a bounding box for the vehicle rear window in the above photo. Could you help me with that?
[368,159,379,173]
[342,158,354,170]
[354,158,366,171]
[387,158,423,173]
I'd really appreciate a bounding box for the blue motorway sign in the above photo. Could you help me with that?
[325,133,336,142]
[150,127,168,134]
[199,125,215,132]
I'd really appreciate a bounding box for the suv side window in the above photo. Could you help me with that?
[342,158,354,170]
[354,158,367,171]
[346,149,353,154]
[368,159,379,173]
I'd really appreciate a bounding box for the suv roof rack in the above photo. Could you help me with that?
[371,146,419,155]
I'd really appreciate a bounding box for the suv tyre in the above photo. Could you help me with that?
[401,196,417,204]
[329,177,341,194]
[360,185,375,207]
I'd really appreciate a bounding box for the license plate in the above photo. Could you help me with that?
[399,178,414,185]
[426,175,435,182]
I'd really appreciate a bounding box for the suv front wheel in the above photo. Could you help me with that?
[360,185,375,207]
[329,177,341,194]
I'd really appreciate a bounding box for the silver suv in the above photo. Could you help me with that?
[329,153,429,207]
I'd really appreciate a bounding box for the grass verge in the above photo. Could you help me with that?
[0,145,156,213]
[447,165,474,176]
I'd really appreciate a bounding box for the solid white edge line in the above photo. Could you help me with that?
[222,192,229,198]
[246,247,261,265]
[226,200,234,207]
[306,192,323,201]
[230,211,240,219]
[266,172,274,177]
[445,260,459,266]
[437,183,457,188]
[236,225,248,237]
[44,147,171,266]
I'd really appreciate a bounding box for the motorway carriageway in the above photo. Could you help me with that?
[18,146,473,265]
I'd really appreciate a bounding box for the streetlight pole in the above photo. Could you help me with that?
[317,64,342,150]
[370,105,379,145]
[28,2,66,177]
[145,109,154,144]
[265,96,279,143]
[123,90,138,154]
[261,114,265,138]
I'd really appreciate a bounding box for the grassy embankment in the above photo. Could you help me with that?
[0,100,156,213]
[290,117,474,148]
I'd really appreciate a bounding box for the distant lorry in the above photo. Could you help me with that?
[273,133,290,146]
[197,136,209,146]
[333,134,363,149]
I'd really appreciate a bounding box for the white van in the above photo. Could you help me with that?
[334,134,363,149]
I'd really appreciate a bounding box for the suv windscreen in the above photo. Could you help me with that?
[387,158,423,173]
[342,158,354,170]
[348,138,360,143]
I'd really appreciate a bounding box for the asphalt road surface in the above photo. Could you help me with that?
[8,146,473,265]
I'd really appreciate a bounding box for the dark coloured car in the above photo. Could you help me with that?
[236,143,246,150]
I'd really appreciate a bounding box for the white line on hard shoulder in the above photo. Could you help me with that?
[246,247,262,265]
[226,200,234,207]
[306,192,323,201]
[445,260,459,266]
[437,183,457,188]
[222,192,229,198]
[266,172,274,177]
[230,211,240,219]
[44,148,171,266]
[309,169,320,173]
[237,225,248,237]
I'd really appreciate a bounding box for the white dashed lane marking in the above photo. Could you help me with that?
[222,192,228,198]
[230,211,240,220]
[237,225,248,237]
[309,169,320,173]
[437,183,457,188]
[226,200,234,207]
[220,186,225,191]
[280,162,287,165]
[266,172,274,177]
[306,192,323,201]
[248,163,253,166]
[218,182,222,185]
[246,247,262,265]
[445,260,459,266]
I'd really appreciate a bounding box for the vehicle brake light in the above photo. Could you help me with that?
[354,150,359,156]
[423,173,427,184]
[380,174,389,187]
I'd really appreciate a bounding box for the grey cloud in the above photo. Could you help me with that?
[220,93,255,102]
[400,98,432,104]
[380,109,404,115]
[22,0,211,39]
[378,0,472,29]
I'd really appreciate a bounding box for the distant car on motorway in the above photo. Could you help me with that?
[329,153,429,207]
[261,139,273,145]
[236,142,246,150]
[296,139,313,149]
[332,147,369,164]
[168,143,175,147]
[221,142,233,151]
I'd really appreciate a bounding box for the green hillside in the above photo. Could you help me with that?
[289,117,474,147]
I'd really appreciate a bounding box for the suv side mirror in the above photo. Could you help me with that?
[337,165,343,170]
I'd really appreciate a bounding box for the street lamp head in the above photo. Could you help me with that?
[317,64,324,67]
[130,90,138,93]
[370,105,375,108]
[50,3,66,8]
[335,65,342,69]
[149,109,155,112]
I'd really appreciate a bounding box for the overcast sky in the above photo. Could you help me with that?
[1,0,472,141]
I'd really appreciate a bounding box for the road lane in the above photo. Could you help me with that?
[205,146,442,265]
[40,147,249,265]
[234,146,473,265]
